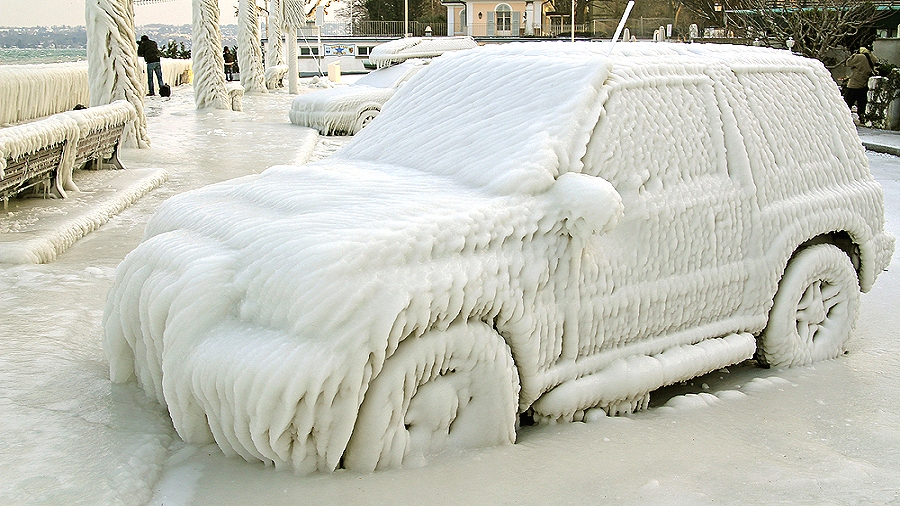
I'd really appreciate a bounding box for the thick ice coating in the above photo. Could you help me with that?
[104,42,893,474]
[289,59,429,135]
[368,36,478,68]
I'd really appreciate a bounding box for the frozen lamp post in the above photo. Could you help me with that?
[786,37,795,52]
[425,25,432,37]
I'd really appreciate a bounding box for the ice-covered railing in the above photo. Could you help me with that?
[137,57,193,89]
[0,60,190,127]
[368,36,478,68]
[0,63,90,125]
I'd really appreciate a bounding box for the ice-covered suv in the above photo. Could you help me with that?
[105,42,893,474]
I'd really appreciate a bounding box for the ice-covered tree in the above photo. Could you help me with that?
[85,0,150,148]
[238,0,267,93]
[192,0,230,109]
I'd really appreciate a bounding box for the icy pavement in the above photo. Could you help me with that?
[858,126,900,157]
[1,83,899,506]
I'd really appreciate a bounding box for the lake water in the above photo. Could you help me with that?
[0,48,87,65]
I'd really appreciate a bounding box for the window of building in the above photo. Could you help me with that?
[496,4,512,32]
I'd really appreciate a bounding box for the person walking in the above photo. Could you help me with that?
[138,35,165,96]
[223,47,236,82]
[844,47,876,123]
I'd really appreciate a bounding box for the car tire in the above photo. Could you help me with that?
[353,109,379,134]
[757,244,860,367]
[343,320,519,472]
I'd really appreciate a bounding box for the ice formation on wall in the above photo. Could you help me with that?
[191,0,230,109]
[85,0,150,148]
[105,42,892,474]
[0,63,90,125]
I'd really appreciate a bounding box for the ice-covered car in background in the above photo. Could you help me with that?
[105,42,893,475]
[289,36,478,135]
[289,59,428,135]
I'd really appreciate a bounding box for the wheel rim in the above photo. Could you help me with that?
[795,278,849,346]
[759,244,860,367]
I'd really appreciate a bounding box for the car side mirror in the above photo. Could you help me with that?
[545,172,624,239]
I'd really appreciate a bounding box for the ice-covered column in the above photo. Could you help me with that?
[85,0,150,148]
[282,0,305,94]
[238,0,267,93]
[285,24,299,94]
[266,0,284,68]
[192,0,230,109]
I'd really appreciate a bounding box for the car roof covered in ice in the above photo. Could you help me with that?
[338,41,829,196]
[369,36,479,68]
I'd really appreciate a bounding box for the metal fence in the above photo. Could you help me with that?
[298,21,447,38]
[292,18,676,40]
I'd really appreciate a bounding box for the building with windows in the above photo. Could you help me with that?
[441,1,543,36]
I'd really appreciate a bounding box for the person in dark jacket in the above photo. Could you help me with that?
[138,35,165,96]
[223,46,236,81]
[844,47,876,123]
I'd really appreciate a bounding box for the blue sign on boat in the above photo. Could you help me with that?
[324,44,356,56]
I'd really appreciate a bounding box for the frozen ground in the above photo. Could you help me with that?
[1,83,898,505]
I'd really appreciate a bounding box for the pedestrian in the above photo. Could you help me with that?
[138,35,165,96]
[223,46,236,81]
[844,47,876,123]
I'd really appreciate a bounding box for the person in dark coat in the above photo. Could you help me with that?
[223,47,236,81]
[844,47,876,123]
[138,35,165,96]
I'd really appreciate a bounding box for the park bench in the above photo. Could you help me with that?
[65,101,136,171]
[0,115,75,209]
[0,100,136,209]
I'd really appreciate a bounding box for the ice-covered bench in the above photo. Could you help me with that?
[0,100,136,208]
[0,115,75,209]
[65,101,136,171]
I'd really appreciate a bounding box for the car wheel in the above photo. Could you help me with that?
[757,244,860,367]
[343,321,519,472]
[353,109,379,134]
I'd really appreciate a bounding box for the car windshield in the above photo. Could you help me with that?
[353,61,424,89]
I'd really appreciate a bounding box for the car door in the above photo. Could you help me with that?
[566,62,760,361]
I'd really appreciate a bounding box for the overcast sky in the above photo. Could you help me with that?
[0,0,239,27]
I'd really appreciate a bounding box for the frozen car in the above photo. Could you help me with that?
[289,36,478,135]
[289,59,428,135]
[105,42,893,474]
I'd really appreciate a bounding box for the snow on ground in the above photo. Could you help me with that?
[1,80,899,505]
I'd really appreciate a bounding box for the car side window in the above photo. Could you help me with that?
[582,76,728,200]
[732,69,859,206]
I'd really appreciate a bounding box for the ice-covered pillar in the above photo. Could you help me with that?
[266,0,284,68]
[282,0,305,95]
[85,0,150,148]
[192,0,230,109]
[238,0,267,93]
[285,24,299,94]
